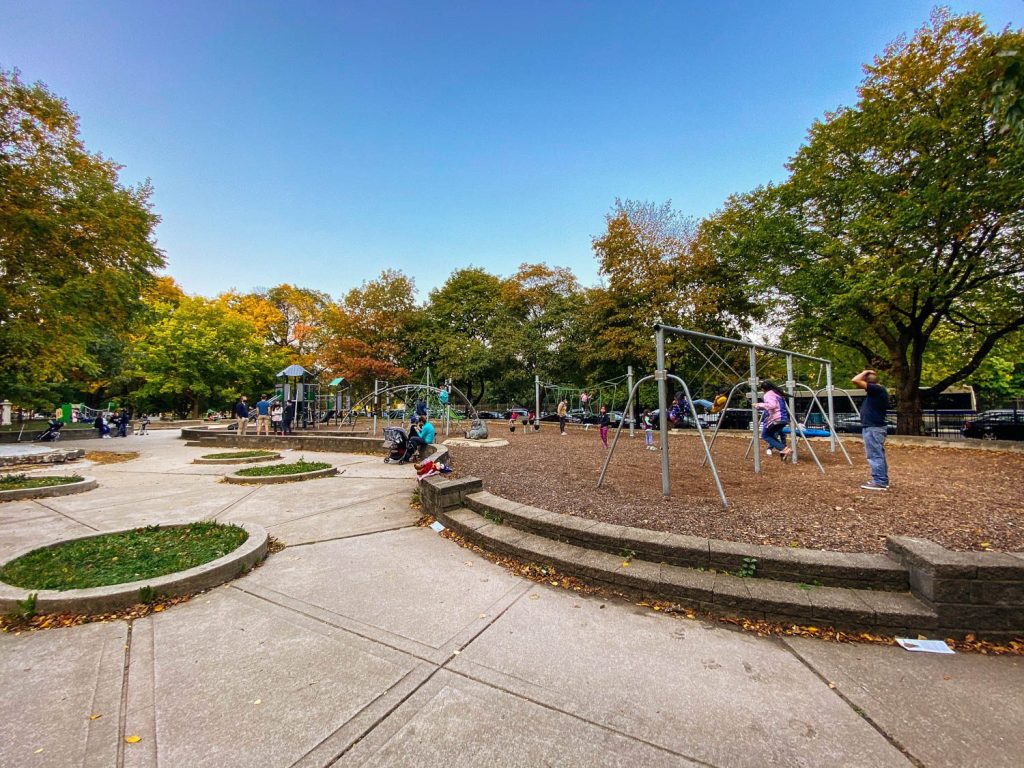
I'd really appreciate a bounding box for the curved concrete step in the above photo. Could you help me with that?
[464,490,908,591]
[438,506,938,636]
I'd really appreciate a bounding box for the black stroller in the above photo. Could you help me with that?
[383,426,409,463]
[35,419,64,442]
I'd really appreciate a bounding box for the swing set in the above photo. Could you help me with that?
[598,324,856,508]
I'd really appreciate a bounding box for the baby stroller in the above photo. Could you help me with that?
[35,419,64,442]
[383,426,409,463]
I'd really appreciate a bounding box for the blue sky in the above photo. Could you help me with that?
[2,1,1021,300]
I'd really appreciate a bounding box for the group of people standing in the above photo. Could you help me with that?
[93,409,140,438]
[234,395,296,436]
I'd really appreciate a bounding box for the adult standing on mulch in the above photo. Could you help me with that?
[557,399,568,436]
[234,396,249,435]
[852,369,890,491]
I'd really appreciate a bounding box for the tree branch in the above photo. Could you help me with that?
[923,315,1024,395]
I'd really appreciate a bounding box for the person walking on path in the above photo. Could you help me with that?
[137,413,150,435]
[271,401,283,434]
[557,399,568,435]
[755,381,791,461]
[234,396,249,435]
[255,395,271,436]
[598,405,610,449]
[852,369,890,490]
[643,409,655,451]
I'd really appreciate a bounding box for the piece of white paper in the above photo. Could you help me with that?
[895,638,954,654]
[429,521,446,533]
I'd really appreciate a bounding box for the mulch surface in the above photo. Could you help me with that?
[448,426,1024,553]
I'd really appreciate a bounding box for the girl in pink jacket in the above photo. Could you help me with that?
[756,381,792,460]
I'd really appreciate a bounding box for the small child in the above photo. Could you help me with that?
[598,406,610,449]
[137,413,151,435]
[643,409,655,450]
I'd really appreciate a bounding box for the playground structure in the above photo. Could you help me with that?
[346,369,482,438]
[598,324,854,508]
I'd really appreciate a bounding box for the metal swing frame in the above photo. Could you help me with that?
[596,324,854,509]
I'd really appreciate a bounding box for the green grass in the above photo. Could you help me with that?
[0,521,248,591]
[235,459,331,477]
[201,450,278,460]
[0,474,84,491]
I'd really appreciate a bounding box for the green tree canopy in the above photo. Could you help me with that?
[0,69,164,406]
[703,11,1024,432]
[128,296,287,417]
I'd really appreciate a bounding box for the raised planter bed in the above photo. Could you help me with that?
[193,451,283,465]
[224,463,338,485]
[0,522,268,614]
[0,475,97,503]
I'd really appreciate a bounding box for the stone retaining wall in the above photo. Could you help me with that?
[422,475,1024,639]
[887,537,1024,637]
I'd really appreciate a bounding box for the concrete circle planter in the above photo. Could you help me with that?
[0,476,97,503]
[224,466,338,485]
[0,521,268,615]
[193,453,283,465]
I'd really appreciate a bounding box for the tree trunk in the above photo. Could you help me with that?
[189,394,201,420]
[895,376,924,435]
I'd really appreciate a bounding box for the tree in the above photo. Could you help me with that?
[323,270,419,389]
[420,268,510,404]
[128,297,287,417]
[705,12,1024,433]
[0,69,164,406]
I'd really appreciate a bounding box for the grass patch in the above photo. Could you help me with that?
[202,450,278,460]
[0,474,84,491]
[0,522,248,591]
[234,459,331,477]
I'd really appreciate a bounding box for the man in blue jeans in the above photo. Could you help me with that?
[852,369,890,490]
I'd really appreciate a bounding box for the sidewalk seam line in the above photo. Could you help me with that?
[778,638,926,768]
[115,621,134,768]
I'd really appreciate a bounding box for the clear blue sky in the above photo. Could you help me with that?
[2,1,1021,300]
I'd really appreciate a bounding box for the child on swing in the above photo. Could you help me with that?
[756,381,792,461]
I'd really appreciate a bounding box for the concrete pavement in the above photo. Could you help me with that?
[0,431,1021,767]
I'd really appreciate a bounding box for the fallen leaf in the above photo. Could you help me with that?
[89,714,102,720]
[528,594,539,600]
[452,649,461,655]
[125,736,141,744]
[153,605,164,612]
[35,748,44,754]
[621,561,630,567]
[253,699,262,705]
[827,682,836,689]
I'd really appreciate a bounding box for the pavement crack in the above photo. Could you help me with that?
[31,499,100,532]
[213,485,264,520]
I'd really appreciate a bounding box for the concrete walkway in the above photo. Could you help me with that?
[0,432,1020,767]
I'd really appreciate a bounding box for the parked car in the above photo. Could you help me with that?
[961,410,1024,441]
[832,415,897,435]
[503,408,529,421]
[475,411,502,420]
